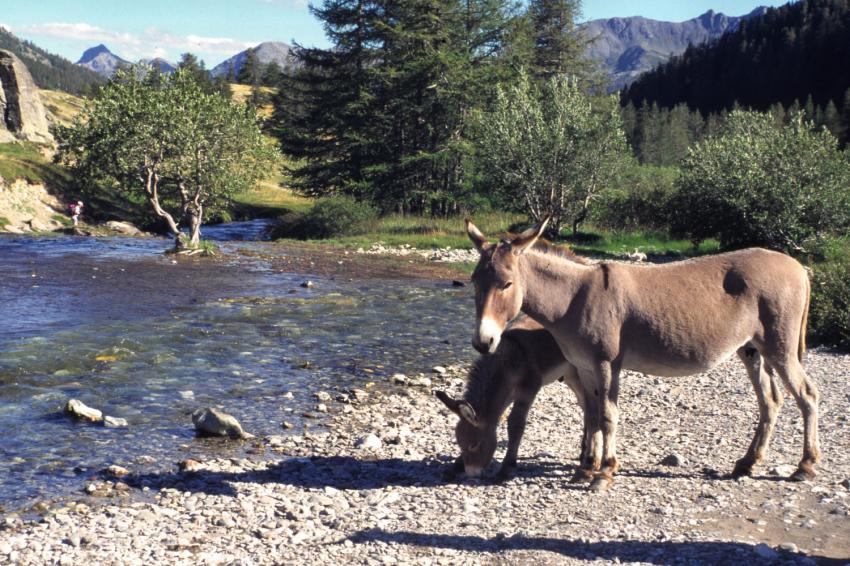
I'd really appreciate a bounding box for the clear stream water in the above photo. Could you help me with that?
[0,222,474,513]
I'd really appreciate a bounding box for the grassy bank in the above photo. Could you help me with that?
[0,142,70,187]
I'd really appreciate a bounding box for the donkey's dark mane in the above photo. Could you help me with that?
[463,316,531,409]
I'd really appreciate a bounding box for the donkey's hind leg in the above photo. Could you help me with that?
[767,353,821,481]
[732,347,784,478]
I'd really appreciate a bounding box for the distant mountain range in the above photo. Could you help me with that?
[209,42,294,79]
[70,8,766,89]
[75,41,293,81]
[583,7,768,90]
[76,44,176,78]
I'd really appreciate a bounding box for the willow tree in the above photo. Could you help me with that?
[56,68,276,250]
[474,72,628,236]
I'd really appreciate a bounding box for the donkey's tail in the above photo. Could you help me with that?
[799,270,811,363]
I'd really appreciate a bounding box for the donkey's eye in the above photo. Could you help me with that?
[500,281,513,291]
[467,442,481,453]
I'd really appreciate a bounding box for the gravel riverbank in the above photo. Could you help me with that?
[2,349,849,565]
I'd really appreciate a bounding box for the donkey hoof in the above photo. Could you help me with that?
[790,465,816,482]
[494,466,516,483]
[588,475,613,493]
[569,468,595,484]
[731,461,753,479]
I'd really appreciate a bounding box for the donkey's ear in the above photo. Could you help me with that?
[435,390,461,414]
[458,402,481,428]
[511,218,549,256]
[466,219,490,253]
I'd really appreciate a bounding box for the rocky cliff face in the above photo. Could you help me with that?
[0,49,53,144]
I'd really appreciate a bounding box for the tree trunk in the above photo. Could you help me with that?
[188,204,203,248]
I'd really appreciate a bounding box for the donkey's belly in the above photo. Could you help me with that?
[622,346,741,377]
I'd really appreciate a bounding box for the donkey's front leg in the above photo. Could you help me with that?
[590,361,621,492]
[496,392,537,482]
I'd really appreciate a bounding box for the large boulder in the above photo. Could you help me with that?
[0,50,53,144]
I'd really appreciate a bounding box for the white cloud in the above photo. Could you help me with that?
[16,21,257,61]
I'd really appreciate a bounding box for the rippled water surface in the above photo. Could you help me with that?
[0,225,474,511]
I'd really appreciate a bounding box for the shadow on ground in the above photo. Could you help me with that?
[127,454,762,498]
[347,529,841,565]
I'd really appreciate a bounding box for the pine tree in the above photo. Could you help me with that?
[528,0,585,80]
[271,0,385,198]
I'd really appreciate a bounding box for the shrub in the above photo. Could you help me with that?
[592,164,678,231]
[673,111,850,252]
[271,196,377,240]
[808,240,850,350]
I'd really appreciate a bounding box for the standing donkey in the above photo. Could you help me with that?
[466,219,819,492]
[435,315,587,481]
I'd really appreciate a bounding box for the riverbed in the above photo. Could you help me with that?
[0,227,475,513]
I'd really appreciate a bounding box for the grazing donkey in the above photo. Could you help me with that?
[436,315,587,481]
[466,219,819,492]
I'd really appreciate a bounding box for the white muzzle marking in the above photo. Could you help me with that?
[464,465,483,479]
[477,317,502,353]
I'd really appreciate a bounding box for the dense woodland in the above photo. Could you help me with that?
[0,27,103,95]
[623,0,850,145]
[268,0,592,215]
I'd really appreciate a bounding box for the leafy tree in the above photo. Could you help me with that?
[474,72,628,236]
[55,69,276,250]
[672,110,850,252]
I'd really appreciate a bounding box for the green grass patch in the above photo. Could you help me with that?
[0,142,71,188]
[561,228,720,258]
[0,216,9,229]
[231,181,312,218]
[307,211,525,249]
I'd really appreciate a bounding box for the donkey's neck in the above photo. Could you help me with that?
[465,347,518,422]
[519,251,588,325]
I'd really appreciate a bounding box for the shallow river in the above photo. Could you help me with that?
[0,223,474,512]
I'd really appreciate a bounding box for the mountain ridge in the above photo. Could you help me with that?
[583,7,767,90]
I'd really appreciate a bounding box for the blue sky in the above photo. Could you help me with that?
[1,0,791,67]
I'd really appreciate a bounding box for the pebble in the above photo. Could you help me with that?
[355,433,382,451]
[660,453,686,467]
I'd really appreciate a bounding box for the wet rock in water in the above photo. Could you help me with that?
[432,366,447,375]
[451,280,466,287]
[352,389,369,402]
[179,390,195,400]
[300,280,314,288]
[103,221,142,235]
[355,433,382,451]
[191,407,254,439]
[779,542,799,553]
[315,391,332,402]
[390,373,407,384]
[316,403,328,413]
[660,453,686,467]
[103,415,128,428]
[281,421,295,429]
[102,465,129,478]
[64,399,103,423]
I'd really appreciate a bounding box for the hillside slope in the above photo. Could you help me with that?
[0,27,103,94]
[583,8,766,90]
[622,0,850,114]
